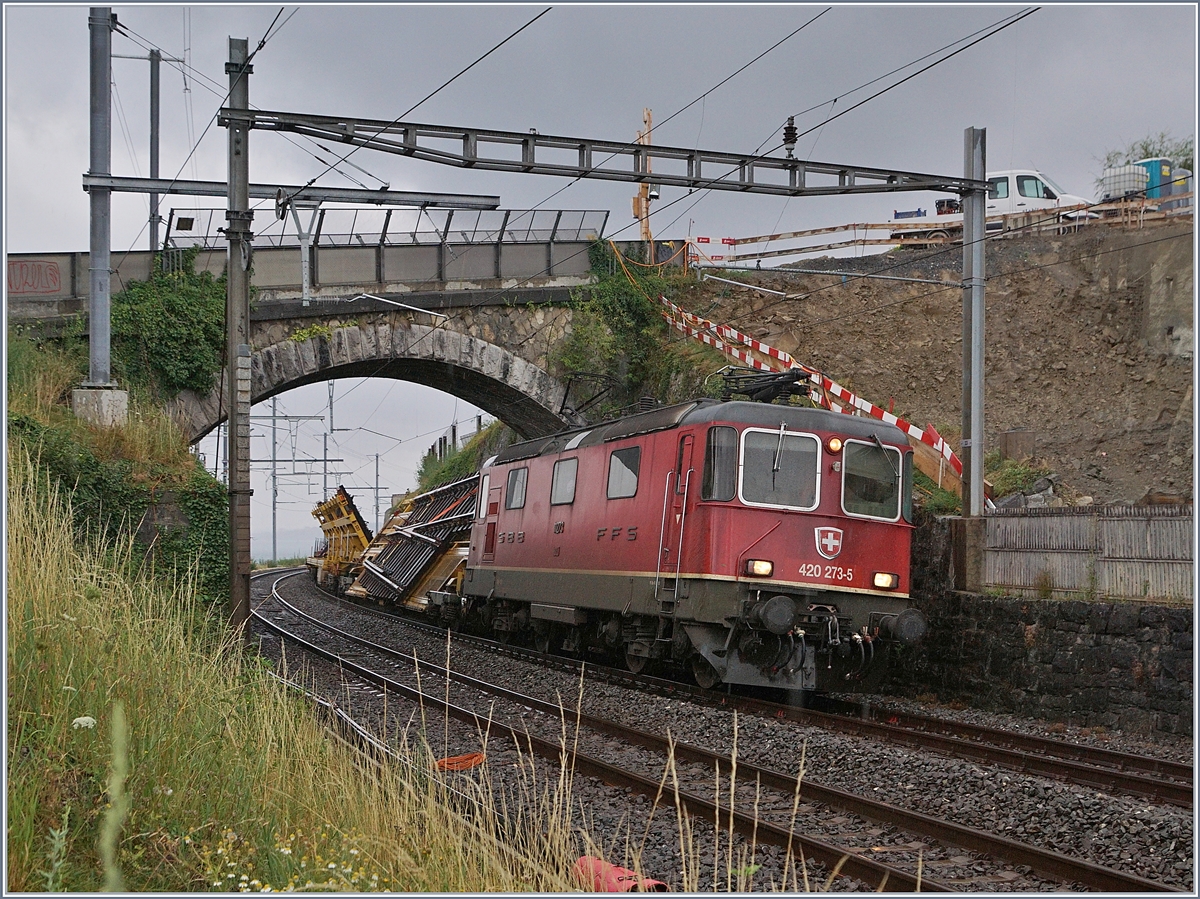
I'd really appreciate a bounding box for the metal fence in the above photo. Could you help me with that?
[984,505,1194,602]
[164,207,609,250]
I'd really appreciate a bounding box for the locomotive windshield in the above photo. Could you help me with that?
[740,428,819,510]
[842,439,902,520]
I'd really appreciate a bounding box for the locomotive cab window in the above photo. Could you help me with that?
[550,458,578,505]
[842,439,902,521]
[702,426,737,501]
[607,446,640,499]
[739,427,819,510]
[505,467,528,510]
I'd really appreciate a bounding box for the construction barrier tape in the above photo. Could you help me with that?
[659,295,963,477]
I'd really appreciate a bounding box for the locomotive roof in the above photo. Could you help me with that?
[492,399,909,465]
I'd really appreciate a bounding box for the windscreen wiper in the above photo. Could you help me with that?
[872,433,900,482]
[772,421,786,489]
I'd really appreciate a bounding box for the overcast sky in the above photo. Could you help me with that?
[5,3,1196,557]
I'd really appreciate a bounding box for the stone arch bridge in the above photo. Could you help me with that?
[166,290,589,445]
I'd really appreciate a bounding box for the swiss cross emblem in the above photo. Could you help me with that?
[815,527,843,560]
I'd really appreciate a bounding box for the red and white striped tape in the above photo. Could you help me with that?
[660,296,963,476]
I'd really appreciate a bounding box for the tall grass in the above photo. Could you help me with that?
[4,446,593,891]
[7,332,193,481]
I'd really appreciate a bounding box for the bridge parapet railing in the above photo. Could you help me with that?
[165,207,608,251]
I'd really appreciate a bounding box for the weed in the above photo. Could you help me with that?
[985,451,1052,498]
[40,807,71,892]
[1034,570,1054,601]
[289,322,334,343]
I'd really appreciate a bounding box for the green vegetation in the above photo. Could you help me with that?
[416,420,513,493]
[7,330,230,605]
[110,247,226,398]
[552,241,727,421]
[289,322,333,343]
[5,449,592,892]
[984,449,1051,498]
[913,469,962,515]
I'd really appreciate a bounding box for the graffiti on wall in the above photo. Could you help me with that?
[7,259,64,295]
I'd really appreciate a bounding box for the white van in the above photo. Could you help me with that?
[891,169,1094,240]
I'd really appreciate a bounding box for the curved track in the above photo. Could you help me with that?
[252,571,1185,893]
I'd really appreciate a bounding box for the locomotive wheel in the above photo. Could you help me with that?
[533,626,551,654]
[692,654,722,690]
[624,644,649,674]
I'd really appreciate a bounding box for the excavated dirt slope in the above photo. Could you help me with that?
[671,222,1194,504]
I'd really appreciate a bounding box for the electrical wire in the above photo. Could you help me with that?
[504,8,830,230]
[118,20,397,196]
[723,174,1191,326]
[283,7,552,205]
[110,8,292,258]
[789,7,1039,145]
[433,2,1043,318]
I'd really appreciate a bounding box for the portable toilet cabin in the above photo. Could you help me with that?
[1135,157,1174,199]
[1162,168,1193,212]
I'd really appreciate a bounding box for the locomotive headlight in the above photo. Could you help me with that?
[745,559,774,577]
[873,572,899,589]
[826,437,843,453]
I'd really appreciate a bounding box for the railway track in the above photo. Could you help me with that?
[295,577,1193,810]
[252,571,1186,893]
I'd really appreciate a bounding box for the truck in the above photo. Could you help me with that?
[889,169,1095,242]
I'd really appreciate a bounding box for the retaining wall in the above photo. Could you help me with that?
[884,513,1193,735]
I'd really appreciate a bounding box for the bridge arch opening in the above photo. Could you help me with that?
[171,316,584,447]
[195,376,504,563]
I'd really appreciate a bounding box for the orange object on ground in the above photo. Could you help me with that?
[435,752,485,771]
[574,856,669,892]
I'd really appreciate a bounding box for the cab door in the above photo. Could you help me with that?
[661,434,695,577]
[482,485,502,562]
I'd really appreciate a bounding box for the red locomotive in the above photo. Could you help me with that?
[459,398,927,692]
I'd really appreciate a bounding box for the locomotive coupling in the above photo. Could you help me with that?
[880,607,928,644]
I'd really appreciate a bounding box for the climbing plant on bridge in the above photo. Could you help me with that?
[111,246,226,397]
[553,241,725,420]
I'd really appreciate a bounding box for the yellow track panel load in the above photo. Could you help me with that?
[306,486,374,591]
[346,475,478,610]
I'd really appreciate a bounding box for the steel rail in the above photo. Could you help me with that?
[251,592,943,892]
[815,697,1194,786]
[297,577,1192,808]
[263,577,1181,894]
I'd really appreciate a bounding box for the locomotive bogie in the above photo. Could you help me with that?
[463,399,924,692]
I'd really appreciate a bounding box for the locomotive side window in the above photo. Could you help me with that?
[739,428,819,510]
[478,474,490,518]
[607,447,640,499]
[550,458,578,505]
[842,439,902,521]
[701,426,737,501]
[505,467,528,510]
[902,452,914,523]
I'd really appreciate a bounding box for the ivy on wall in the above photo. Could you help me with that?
[551,241,726,421]
[111,247,226,397]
